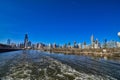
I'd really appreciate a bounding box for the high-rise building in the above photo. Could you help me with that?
[94,39,99,49]
[73,41,76,48]
[11,43,16,48]
[78,43,82,49]
[83,41,86,49]
[53,43,56,48]
[68,42,71,48]
[48,43,52,49]
[19,43,24,48]
[91,35,94,48]
[24,34,29,48]
[7,39,11,45]
[28,41,31,47]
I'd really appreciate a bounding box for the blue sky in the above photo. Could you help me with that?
[0,0,120,44]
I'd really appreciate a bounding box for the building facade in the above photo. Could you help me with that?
[24,34,29,48]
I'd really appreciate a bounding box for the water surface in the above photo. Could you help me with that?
[0,50,120,80]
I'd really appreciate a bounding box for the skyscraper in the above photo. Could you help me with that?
[7,39,11,45]
[91,35,94,48]
[28,41,31,47]
[95,39,99,49]
[24,34,29,48]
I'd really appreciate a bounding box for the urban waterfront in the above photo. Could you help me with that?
[0,50,120,80]
[1,0,120,80]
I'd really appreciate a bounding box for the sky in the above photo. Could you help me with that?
[0,0,120,45]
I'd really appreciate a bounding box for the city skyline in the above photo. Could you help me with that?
[0,0,120,44]
[2,33,120,48]
[2,34,118,49]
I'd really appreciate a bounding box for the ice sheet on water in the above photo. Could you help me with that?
[1,56,116,80]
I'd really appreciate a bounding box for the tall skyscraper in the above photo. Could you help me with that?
[7,39,11,45]
[91,35,94,48]
[95,39,99,49]
[24,34,29,48]
[73,41,77,48]
[83,41,86,49]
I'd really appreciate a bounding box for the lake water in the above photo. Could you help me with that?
[0,50,120,80]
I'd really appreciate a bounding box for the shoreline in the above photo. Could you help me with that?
[0,49,21,53]
[41,48,120,58]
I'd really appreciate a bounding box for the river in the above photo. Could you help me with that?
[0,50,120,80]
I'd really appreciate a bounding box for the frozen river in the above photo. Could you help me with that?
[0,50,120,80]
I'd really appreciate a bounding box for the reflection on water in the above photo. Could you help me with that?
[0,50,120,80]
